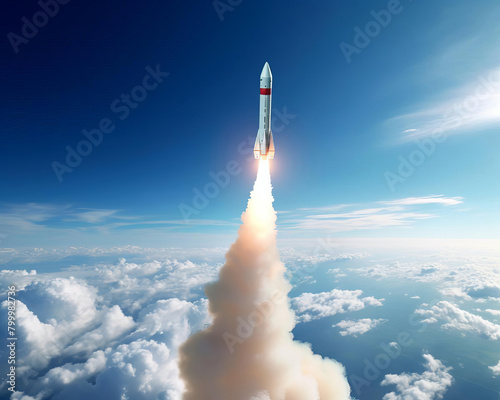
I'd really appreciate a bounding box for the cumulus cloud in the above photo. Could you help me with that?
[334,318,386,337]
[21,350,108,398]
[466,284,500,300]
[64,305,135,356]
[415,301,500,340]
[439,283,500,303]
[11,278,103,373]
[381,353,453,399]
[440,287,472,300]
[0,259,211,399]
[292,289,384,323]
[81,258,220,314]
[489,361,500,376]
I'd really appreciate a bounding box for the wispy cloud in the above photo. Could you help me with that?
[0,195,465,247]
[387,68,500,142]
[69,209,120,223]
[280,195,462,233]
[0,203,238,246]
[286,211,434,233]
[381,195,463,207]
[0,203,70,232]
[297,204,350,212]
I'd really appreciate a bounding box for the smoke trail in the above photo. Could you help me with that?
[179,160,351,400]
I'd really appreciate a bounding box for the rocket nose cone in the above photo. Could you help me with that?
[261,62,272,79]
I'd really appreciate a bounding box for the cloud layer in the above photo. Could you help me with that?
[0,257,213,399]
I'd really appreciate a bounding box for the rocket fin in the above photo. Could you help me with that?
[268,131,275,160]
[254,134,261,159]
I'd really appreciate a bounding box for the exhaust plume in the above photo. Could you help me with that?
[179,160,351,400]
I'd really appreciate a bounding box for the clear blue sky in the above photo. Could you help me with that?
[2,0,499,248]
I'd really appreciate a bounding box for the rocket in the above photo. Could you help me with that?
[254,62,275,160]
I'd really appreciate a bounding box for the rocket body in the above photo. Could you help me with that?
[254,62,275,160]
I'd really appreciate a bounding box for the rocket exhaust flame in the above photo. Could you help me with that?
[179,159,351,400]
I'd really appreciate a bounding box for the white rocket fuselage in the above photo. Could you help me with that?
[254,62,275,160]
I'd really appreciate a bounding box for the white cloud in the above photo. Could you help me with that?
[292,289,384,323]
[283,211,435,233]
[440,287,472,300]
[386,68,500,142]
[279,195,462,234]
[0,256,212,400]
[40,350,107,387]
[0,203,66,232]
[354,256,500,306]
[381,195,463,207]
[485,309,500,316]
[131,298,211,346]
[64,305,135,356]
[0,246,497,399]
[69,209,120,223]
[0,269,36,277]
[381,353,453,399]
[489,361,500,376]
[0,203,238,249]
[334,318,386,337]
[415,301,500,340]
[9,278,133,374]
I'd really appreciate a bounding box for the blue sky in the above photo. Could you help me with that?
[2,0,500,248]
